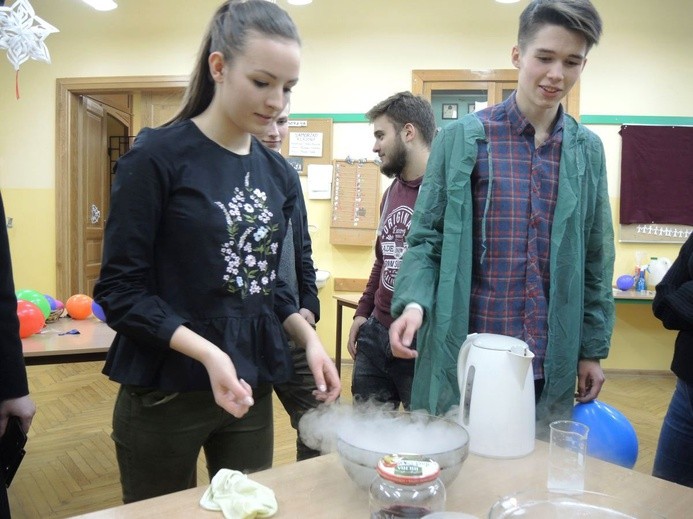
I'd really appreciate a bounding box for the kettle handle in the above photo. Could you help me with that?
[457,337,474,426]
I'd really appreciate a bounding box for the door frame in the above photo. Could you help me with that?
[55,75,188,300]
[412,69,581,119]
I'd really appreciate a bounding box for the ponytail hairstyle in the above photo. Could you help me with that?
[165,0,300,126]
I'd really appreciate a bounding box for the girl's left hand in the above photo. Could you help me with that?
[283,313,341,403]
[305,338,341,403]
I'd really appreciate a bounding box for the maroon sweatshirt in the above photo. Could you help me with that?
[354,175,423,328]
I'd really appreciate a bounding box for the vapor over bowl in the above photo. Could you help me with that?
[336,410,469,490]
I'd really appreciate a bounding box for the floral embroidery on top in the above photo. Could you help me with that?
[215,172,279,298]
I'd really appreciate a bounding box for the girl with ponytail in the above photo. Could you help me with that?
[94,0,340,503]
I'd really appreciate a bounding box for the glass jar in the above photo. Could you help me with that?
[369,454,446,518]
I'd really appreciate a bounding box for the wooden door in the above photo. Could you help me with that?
[66,91,180,299]
[56,77,189,301]
[140,89,184,128]
[78,96,109,296]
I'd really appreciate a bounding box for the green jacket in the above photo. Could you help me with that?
[391,114,615,435]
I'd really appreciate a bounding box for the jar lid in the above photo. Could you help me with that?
[376,454,441,485]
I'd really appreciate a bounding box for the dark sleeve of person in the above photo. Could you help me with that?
[0,192,29,401]
[291,174,320,322]
[93,143,189,347]
[652,233,693,331]
[273,163,301,322]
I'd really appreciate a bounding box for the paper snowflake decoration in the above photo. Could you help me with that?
[0,0,59,71]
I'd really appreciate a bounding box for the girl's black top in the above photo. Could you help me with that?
[94,120,299,391]
[653,233,693,384]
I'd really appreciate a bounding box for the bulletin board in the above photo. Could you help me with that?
[330,160,381,246]
[280,118,333,175]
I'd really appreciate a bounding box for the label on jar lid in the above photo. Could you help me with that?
[376,454,441,485]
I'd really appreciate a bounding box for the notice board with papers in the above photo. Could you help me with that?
[280,118,333,176]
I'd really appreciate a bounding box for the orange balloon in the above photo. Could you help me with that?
[17,300,46,338]
[66,294,94,320]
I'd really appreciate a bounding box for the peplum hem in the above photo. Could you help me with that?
[103,312,293,392]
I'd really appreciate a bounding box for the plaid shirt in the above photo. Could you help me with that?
[469,93,563,379]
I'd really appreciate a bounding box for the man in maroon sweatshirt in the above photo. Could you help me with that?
[347,92,436,410]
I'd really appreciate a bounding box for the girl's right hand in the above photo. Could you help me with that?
[170,325,254,418]
[204,349,255,418]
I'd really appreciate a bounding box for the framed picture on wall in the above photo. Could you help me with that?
[468,102,476,113]
[442,103,458,120]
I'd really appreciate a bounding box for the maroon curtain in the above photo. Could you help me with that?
[619,125,693,225]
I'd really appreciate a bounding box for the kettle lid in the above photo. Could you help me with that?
[465,333,529,353]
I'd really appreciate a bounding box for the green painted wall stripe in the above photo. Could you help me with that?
[292,113,693,126]
[580,115,693,126]
[291,113,368,123]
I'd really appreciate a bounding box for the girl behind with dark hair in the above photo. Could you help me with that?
[652,232,693,487]
[94,0,340,503]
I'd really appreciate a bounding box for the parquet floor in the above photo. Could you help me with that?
[8,362,676,518]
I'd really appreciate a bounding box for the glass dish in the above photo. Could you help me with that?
[488,489,664,518]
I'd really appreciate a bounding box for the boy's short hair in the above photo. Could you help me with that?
[518,0,603,52]
[366,92,437,148]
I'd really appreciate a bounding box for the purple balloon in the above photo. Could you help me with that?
[44,294,58,311]
[92,301,106,321]
[616,274,634,291]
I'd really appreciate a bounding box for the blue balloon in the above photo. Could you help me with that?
[92,301,106,322]
[572,400,638,469]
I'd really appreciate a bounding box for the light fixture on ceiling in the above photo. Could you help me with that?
[287,0,313,5]
[81,0,117,11]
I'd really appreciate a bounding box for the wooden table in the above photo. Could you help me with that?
[333,292,361,376]
[22,317,115,365]
[68,442,692,518]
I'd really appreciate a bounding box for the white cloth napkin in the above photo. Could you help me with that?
[199,468,278,519]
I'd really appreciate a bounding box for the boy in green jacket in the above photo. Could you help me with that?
[389,0,615,436]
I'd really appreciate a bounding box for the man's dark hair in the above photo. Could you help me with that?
[366,92,436,148]
[518,0,603,52]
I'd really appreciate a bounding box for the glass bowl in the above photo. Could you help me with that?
[488,489,665,518]
[336,410,469,490]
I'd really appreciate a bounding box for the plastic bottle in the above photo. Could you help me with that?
[369,454,446,518]
[635,267,647,292]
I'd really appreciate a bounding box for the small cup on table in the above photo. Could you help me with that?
[547,420,589,492]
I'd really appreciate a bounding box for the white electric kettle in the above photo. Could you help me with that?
[647,257,672,289]
[457,333,536,458]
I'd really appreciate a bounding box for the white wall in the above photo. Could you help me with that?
[2,0,692,191]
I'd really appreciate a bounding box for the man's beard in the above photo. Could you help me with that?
[380,139,408,179]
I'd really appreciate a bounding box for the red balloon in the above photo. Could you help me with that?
[66,294,93,320]
[17,300,46,338]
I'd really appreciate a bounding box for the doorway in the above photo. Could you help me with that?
[55,76,188,300]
